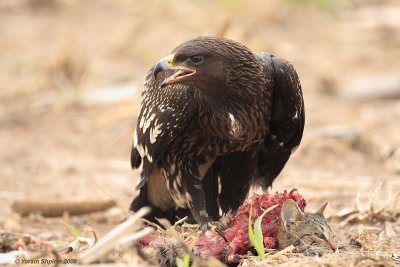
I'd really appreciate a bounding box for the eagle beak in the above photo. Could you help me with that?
[153,54,174,78]
[153,54,196,88]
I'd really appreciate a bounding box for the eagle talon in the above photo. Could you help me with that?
[211,225,228,242]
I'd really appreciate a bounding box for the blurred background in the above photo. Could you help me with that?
[0,0,399,238]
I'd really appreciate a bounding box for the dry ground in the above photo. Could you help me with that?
[0,0,399,266]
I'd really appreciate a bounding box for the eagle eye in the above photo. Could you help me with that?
[190,55,204,65]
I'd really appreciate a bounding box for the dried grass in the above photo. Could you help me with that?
[337,178,400,226]
[233,239,395,267]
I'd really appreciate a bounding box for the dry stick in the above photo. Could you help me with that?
[79,207,150,264]
[173,216,188,228]
[12,199,116,217]
[142,219,165,233]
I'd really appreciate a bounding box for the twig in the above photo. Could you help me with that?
[79,207,150,264]
[12,199,116,217]
[173,216,188,228]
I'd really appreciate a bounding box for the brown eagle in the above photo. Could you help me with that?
[130,36,304,240]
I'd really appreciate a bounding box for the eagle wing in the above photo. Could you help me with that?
[254,53,305,189]
[203,53,304,215]
[131,68,196,188]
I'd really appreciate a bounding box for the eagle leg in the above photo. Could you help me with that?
[202,165,220,221]
[182,176,227,242]
[218,151,258,213]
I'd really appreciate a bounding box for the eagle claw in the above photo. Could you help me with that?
[210,224,228,242]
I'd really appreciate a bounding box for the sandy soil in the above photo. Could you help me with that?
[0,0,399,266]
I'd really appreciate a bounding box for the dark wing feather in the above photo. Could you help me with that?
[254,53,305,189]
[131,148,142,169]
[131,67,196,187]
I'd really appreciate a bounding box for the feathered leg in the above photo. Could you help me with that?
[218,151,258,213]
[202,165,220,221]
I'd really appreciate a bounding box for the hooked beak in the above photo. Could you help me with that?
[153,54,196,88]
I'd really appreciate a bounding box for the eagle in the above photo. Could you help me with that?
[130,36,304,241]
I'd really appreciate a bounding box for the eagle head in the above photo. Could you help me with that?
[153,36,265,96]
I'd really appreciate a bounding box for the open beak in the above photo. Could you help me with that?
[153,54,196,88]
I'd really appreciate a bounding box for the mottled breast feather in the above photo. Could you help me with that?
[131,68,196,187]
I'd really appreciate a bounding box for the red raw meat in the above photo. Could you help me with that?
[193,189,306,263]
[137,233,162,248]
[138,189,306,264]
